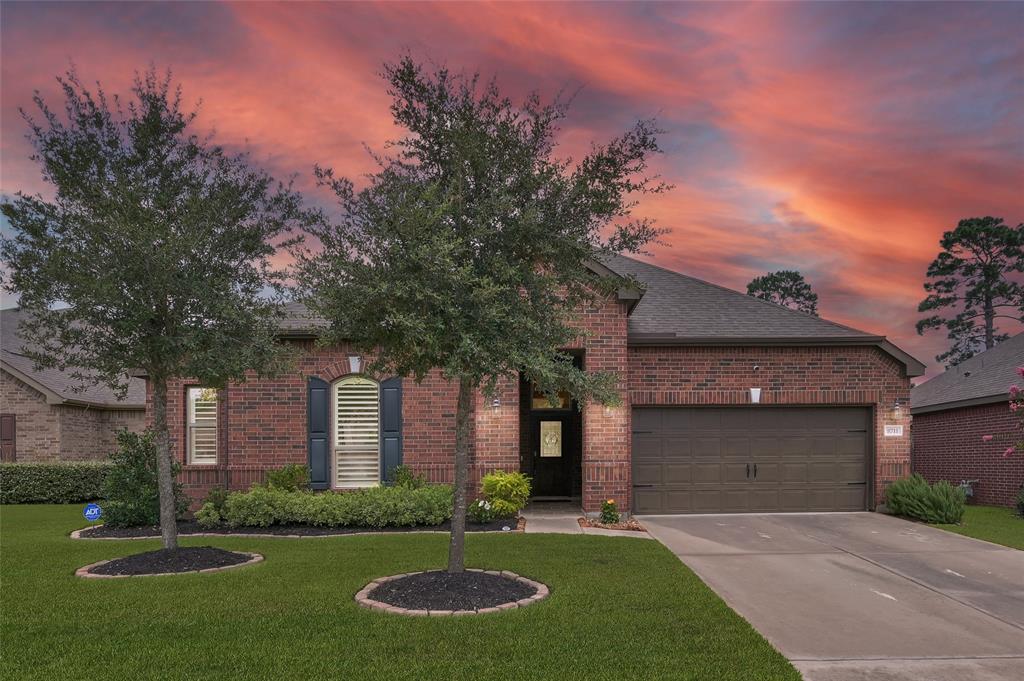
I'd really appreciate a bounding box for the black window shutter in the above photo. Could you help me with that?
[307,377,330,490]
[379,377,403,483]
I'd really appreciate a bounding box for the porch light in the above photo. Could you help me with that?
[893,398,904,418]
[348,355,362,374]
[750,388,762,404]
[491,397,501,409]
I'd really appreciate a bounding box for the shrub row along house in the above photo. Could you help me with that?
[0,308,145,462]
[911,332,1024,507]
[145,255,924,515]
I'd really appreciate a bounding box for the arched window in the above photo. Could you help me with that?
[333,375,380,488]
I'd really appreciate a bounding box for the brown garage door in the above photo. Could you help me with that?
[632,407,870,513]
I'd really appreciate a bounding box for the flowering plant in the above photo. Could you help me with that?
[600,498,620,525]
[467,498,496,524]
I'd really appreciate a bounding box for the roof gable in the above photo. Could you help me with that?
[0,308,145,409]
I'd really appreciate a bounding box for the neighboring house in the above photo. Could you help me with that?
[0,308,146,462]
[911,333,1024,507]
[148,255,924,514]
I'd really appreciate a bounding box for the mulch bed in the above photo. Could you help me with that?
[578,517,647,532]
[85,547,252,576]
[369,570,537,611]
[77,517,521,539]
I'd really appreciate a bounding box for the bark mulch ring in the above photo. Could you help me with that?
[356,569,549,616]
[578,517,647,532]
[76,547,262,579]
[75,517,523,539]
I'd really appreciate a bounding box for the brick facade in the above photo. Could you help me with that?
[627,345,912,506]
[0,368,145,461]
[913,402,1024,507]
[154,300,912,513]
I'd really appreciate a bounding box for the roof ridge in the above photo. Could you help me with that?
[612,253,878,338]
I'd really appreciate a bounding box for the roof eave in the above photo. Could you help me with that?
[911,393,1009,415]
[2,358,145,409]
[627,334,926,377]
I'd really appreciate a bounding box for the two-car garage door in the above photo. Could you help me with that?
[632,407,870,513]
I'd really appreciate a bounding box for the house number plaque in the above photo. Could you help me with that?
[540,421,562,457]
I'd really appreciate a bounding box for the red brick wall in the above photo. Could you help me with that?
[158,341,465,502]
[627,345,913,507]
[913,402,1024,507]
[1,368,144,462]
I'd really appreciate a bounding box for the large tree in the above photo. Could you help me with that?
[1,69,309,550]
[295,57,667,573]
[917,216,1024,367]
[746,270,819,315]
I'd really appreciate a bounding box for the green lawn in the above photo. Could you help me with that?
[0,505,797,681]
[935,504,1024,550]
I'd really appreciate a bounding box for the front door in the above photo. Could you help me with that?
[529,411,576,497]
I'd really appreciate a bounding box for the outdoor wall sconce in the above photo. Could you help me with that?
[750,388,762,404]
[348,355,362,374]
[892,398,904,418]
[491,398,501,409]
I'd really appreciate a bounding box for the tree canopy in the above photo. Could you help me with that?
[295,56,668,572]
[746,270,819,316]
[917,216,1024,367]
[1,68,311,549]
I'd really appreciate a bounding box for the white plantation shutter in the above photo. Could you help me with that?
[188,387,218,465]
[334,376,380,488]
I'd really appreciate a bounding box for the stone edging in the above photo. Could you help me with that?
[70,522,526,541]
[354,569,549,616]
[75,552,264,579]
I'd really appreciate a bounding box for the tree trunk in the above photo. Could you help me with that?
[984,294,995,349]
[151,374,179,551]
[447,377,474,574]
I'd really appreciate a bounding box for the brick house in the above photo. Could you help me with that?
[1,308,146,462]
[151,255,924,514]
[911,334,1024,507]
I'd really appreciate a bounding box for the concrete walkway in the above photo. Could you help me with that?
[521,503,651,538]
[639,512,1024,681]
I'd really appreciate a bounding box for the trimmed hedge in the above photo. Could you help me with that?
[886,474,965,524]
[0,462,114,504]
[196,484,454,529]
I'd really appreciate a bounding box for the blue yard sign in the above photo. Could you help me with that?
[83,503,102,522]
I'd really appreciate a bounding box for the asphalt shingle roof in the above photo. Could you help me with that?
[601,254,880,341]
[0,308,146,408]
[911,333,1024,413]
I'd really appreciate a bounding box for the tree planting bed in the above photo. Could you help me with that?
[76,546,261,578]
[359,569,545,615]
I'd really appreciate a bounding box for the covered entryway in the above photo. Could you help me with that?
[632,406,870,513]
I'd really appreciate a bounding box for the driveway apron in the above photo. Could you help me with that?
[639,512,1024,681]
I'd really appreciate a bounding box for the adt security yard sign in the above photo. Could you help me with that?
[83,503,103,522]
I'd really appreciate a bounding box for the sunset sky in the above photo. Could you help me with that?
[2,1,1022,376]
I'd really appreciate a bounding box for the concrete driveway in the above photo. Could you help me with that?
[638,512,1024,681]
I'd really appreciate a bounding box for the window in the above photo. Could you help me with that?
[333,376,380,488]
[187,387,218,465]
[531,384,571,410]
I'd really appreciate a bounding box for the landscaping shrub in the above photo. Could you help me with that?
[216,484,454,528]
[265,464,310,491]
[0,462,113,504]
[886,474,965,524]
[195,487,229,528]
[390,464,426,489]
[479,470,531,518]
[600,499,621,525]
[1016,486,1024,519]
[103,430,188,528]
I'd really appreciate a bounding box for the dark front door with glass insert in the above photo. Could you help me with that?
[524,385,580,498]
